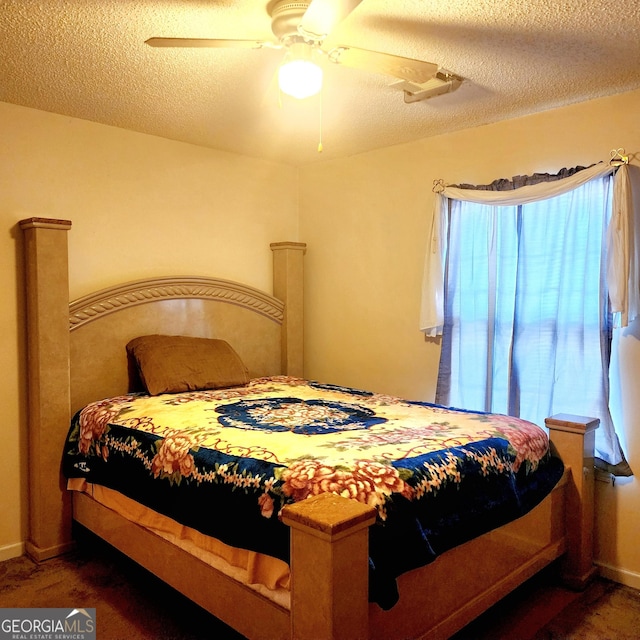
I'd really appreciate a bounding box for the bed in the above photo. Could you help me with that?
[20,217,598,640]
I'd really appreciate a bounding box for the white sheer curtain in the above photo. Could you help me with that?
[420,163,634,474]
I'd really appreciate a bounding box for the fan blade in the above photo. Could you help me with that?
[325,45,438,84]
[145,37,274,49]
[299,0,363,39]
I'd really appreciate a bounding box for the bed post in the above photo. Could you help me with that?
[19,217,74,561]
[282,493,377,640]
[545,413,599,589]
[271,242,306,377]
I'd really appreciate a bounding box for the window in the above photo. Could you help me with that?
[422,164,633,475]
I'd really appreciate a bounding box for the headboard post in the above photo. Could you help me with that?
[19,217,74,561]
[271,242,306,377]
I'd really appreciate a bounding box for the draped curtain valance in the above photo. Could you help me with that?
[421,163,635,336]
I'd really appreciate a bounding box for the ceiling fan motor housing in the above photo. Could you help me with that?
[270,1,311,41]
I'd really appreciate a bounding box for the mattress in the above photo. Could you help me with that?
[63,376,564,608]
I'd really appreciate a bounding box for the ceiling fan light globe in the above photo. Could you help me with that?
[278,59,323,99]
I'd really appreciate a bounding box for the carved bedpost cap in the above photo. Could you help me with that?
[19,218,72,230]
[545,414,599,434]
[282,493,376,540]
[270,241,307,253]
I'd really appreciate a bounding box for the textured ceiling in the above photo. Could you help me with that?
[2,0,640,166]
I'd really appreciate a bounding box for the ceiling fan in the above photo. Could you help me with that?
[145,0,462,102]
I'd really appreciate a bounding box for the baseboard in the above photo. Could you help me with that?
[0,541,25,562]
[596,560,640,591]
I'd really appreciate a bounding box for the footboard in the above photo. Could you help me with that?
[281,413,597,640]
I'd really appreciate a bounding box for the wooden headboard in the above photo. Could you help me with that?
[69,276,285,413]
[19,217,306,561]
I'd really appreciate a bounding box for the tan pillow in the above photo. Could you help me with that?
[126,335,249,396]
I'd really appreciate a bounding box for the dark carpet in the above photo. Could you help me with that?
[2,527,640,639]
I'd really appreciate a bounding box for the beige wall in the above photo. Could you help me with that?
[299,87,640,588]
[0,102,298,559]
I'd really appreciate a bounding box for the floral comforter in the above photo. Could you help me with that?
[62,376,564,608]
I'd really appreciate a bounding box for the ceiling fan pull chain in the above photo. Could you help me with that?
[318,89,323,153]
